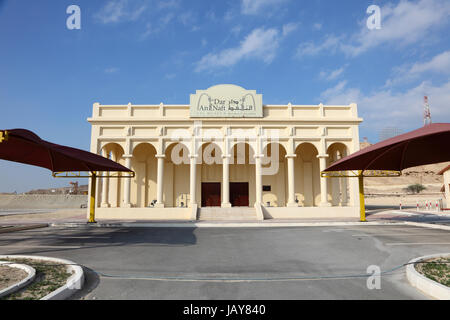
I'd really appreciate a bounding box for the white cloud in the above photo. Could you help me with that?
[319,80,450,130]
[385,50,450,86]
[313,23,322,31]
[296,35,343,57]
[408,51,450,75]
[195,27,283,72]
[319,66,345,81]
[241,0,289,15]
[140,13,175,39]
[282,23,298,37]
[104,67,119,74]
[297,0,450,58]
[231,25,242,36]
[346,0,450,56]
[95,0,147,24]
[156,0,180,10]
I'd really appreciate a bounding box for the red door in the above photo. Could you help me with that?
[201,183,221,207]
[230,182,249,207]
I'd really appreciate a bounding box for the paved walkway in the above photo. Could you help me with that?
[1,208,450,229]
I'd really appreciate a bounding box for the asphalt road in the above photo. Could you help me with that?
[1,224,449,299]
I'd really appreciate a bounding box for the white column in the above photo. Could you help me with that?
[317,154,331,207]
[190,155,197,206]
[222,155,231,207]
[110,152,118,208]
[286,154,297,207]
[444,172,450,209]
[123,155,132,208]
[255,155,262,206]
[155,154,165,208]
[100,149,110,208]
[340,177,348,206]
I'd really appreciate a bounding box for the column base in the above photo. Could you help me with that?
[287,202,298,207]
[221,202,232,208]
[101,203,110,208]
[123,203,132,208]
[155,203,165,208]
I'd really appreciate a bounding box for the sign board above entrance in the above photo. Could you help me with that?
[190,84,263,118]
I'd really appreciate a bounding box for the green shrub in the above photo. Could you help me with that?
[405,184,426,194]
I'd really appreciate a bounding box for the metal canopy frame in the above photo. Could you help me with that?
[0,130,135,224]
[319,170,402,222]
[52,171,135,224]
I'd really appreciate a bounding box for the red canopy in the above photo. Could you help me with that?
[0,129,132,174]
[324,123,450,172]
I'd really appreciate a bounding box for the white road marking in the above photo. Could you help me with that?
[0,245,82,248]
[385,242,450,246]
[352,234,450,237]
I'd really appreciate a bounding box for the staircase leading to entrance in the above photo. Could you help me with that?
[198,207,258,221]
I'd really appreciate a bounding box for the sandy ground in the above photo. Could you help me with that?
[0,209,86,224]
[365,193,447,210]
[0,194,87,209]
[0,265,28,290]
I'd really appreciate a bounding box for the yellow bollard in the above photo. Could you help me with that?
[89,172,97,223]
[358,171,366,222]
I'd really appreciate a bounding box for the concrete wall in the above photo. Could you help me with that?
[94,207,192,220]
[262,206,360,219]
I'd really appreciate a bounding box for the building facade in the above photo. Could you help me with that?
[438,165,450,209]
[87,84,363,220]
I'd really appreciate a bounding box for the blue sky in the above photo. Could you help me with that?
[1,0,449,192]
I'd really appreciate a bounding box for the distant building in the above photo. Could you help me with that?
[378,127,402,142]
[360,137,372,150]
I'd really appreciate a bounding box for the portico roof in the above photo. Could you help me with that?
[0,129,132,174]
[324,123,450,173]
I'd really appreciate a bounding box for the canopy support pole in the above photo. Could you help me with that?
[358,171,366,222]
[89,172,97,223]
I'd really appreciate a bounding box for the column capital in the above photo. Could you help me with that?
[122,154,133,159]
[253,154,264,159]
[190,154,199,159]
[155,154,166,159]
[285,154,297,159]
[222,154,232,159]
[316,154,329,159]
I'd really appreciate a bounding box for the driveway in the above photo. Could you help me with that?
[0,224,449,299]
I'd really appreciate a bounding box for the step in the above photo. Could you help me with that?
[198,207,257,221]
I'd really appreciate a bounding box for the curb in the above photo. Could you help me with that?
[0,224,48,234]
[406,253,450,300]
[404,221,450,231]
[0,261,36,298]
[0,255,84,300]
[51,220,406,228]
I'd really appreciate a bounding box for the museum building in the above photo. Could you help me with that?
[87,84,363,220]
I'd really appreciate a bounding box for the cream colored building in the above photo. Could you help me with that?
[438,165,450,209]
[87,84,363,220]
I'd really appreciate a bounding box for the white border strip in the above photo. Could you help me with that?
[52,221,402,228]
[404,221,450,231]
[406,253,450,300]
[0,255,84,300]
[0,261,36,298]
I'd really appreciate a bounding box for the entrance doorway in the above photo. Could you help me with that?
[201,183,221,207]
[230,182,249,207]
